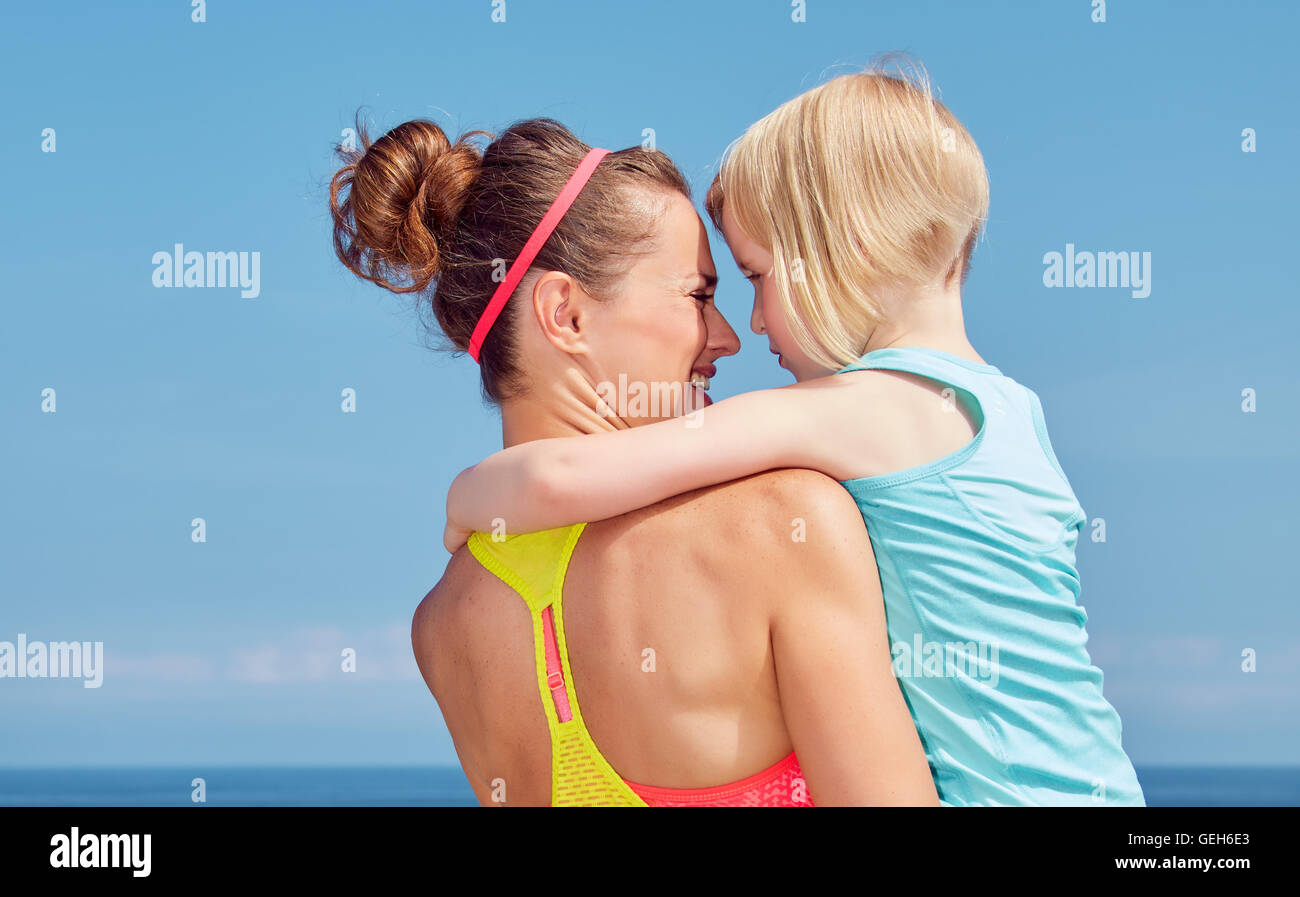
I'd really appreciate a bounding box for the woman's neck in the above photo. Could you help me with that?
[498,368,624,449]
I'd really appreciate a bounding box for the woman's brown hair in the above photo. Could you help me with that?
[329,116,691,402]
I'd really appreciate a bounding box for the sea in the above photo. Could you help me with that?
[1,766,1298,807]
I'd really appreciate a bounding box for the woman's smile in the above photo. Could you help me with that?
[689,367,714,407]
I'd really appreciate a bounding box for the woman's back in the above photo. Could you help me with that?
[414,468,927,805]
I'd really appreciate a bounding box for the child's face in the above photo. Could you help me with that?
[720,202,830,382]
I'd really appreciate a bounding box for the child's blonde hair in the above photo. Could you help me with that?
[706,57,989,371]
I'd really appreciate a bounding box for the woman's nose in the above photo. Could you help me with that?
[704,302,741,359]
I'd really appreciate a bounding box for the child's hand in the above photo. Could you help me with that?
[443,519,473,554]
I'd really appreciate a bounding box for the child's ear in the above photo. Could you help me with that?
[530,270,591,357]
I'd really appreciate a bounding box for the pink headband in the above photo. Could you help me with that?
[467,147,610,362]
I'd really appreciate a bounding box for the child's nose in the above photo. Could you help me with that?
[750,296,765,335]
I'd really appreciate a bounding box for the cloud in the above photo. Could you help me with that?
[1090,634,1300,674]
[1089,633,1300,717]
[225,623,419,683]
[109,652,216,683]
[98,623,421,685]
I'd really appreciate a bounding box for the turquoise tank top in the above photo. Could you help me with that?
[835,347,1144,806]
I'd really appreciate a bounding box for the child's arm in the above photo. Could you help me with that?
[444,384,840,551]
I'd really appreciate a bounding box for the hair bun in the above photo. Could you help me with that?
[330,118,489,294]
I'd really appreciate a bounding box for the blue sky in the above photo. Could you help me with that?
[2,0,1297,767]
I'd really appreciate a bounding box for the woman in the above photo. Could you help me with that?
[329,116,936,806]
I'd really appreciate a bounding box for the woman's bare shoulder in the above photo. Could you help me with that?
[588,468,869,569]
[412,548,519,681]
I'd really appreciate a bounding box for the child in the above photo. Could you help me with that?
[444,62,1145,806]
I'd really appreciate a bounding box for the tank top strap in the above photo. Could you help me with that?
[835,345,1002,385]
[835,346,1007,430]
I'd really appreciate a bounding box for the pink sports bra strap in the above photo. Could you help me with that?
[540,605,573,724]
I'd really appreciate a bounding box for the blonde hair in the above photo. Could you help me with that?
[707,57,989,371]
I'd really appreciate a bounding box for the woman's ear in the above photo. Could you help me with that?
[530,270,591,357]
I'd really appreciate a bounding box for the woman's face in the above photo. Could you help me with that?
[720,201,827,382]
[585,191,740,425]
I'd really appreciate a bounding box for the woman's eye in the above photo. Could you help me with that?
[743,274,760,283]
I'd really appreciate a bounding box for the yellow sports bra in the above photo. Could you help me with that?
[467,523,648,806]
[466,522,811,807]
